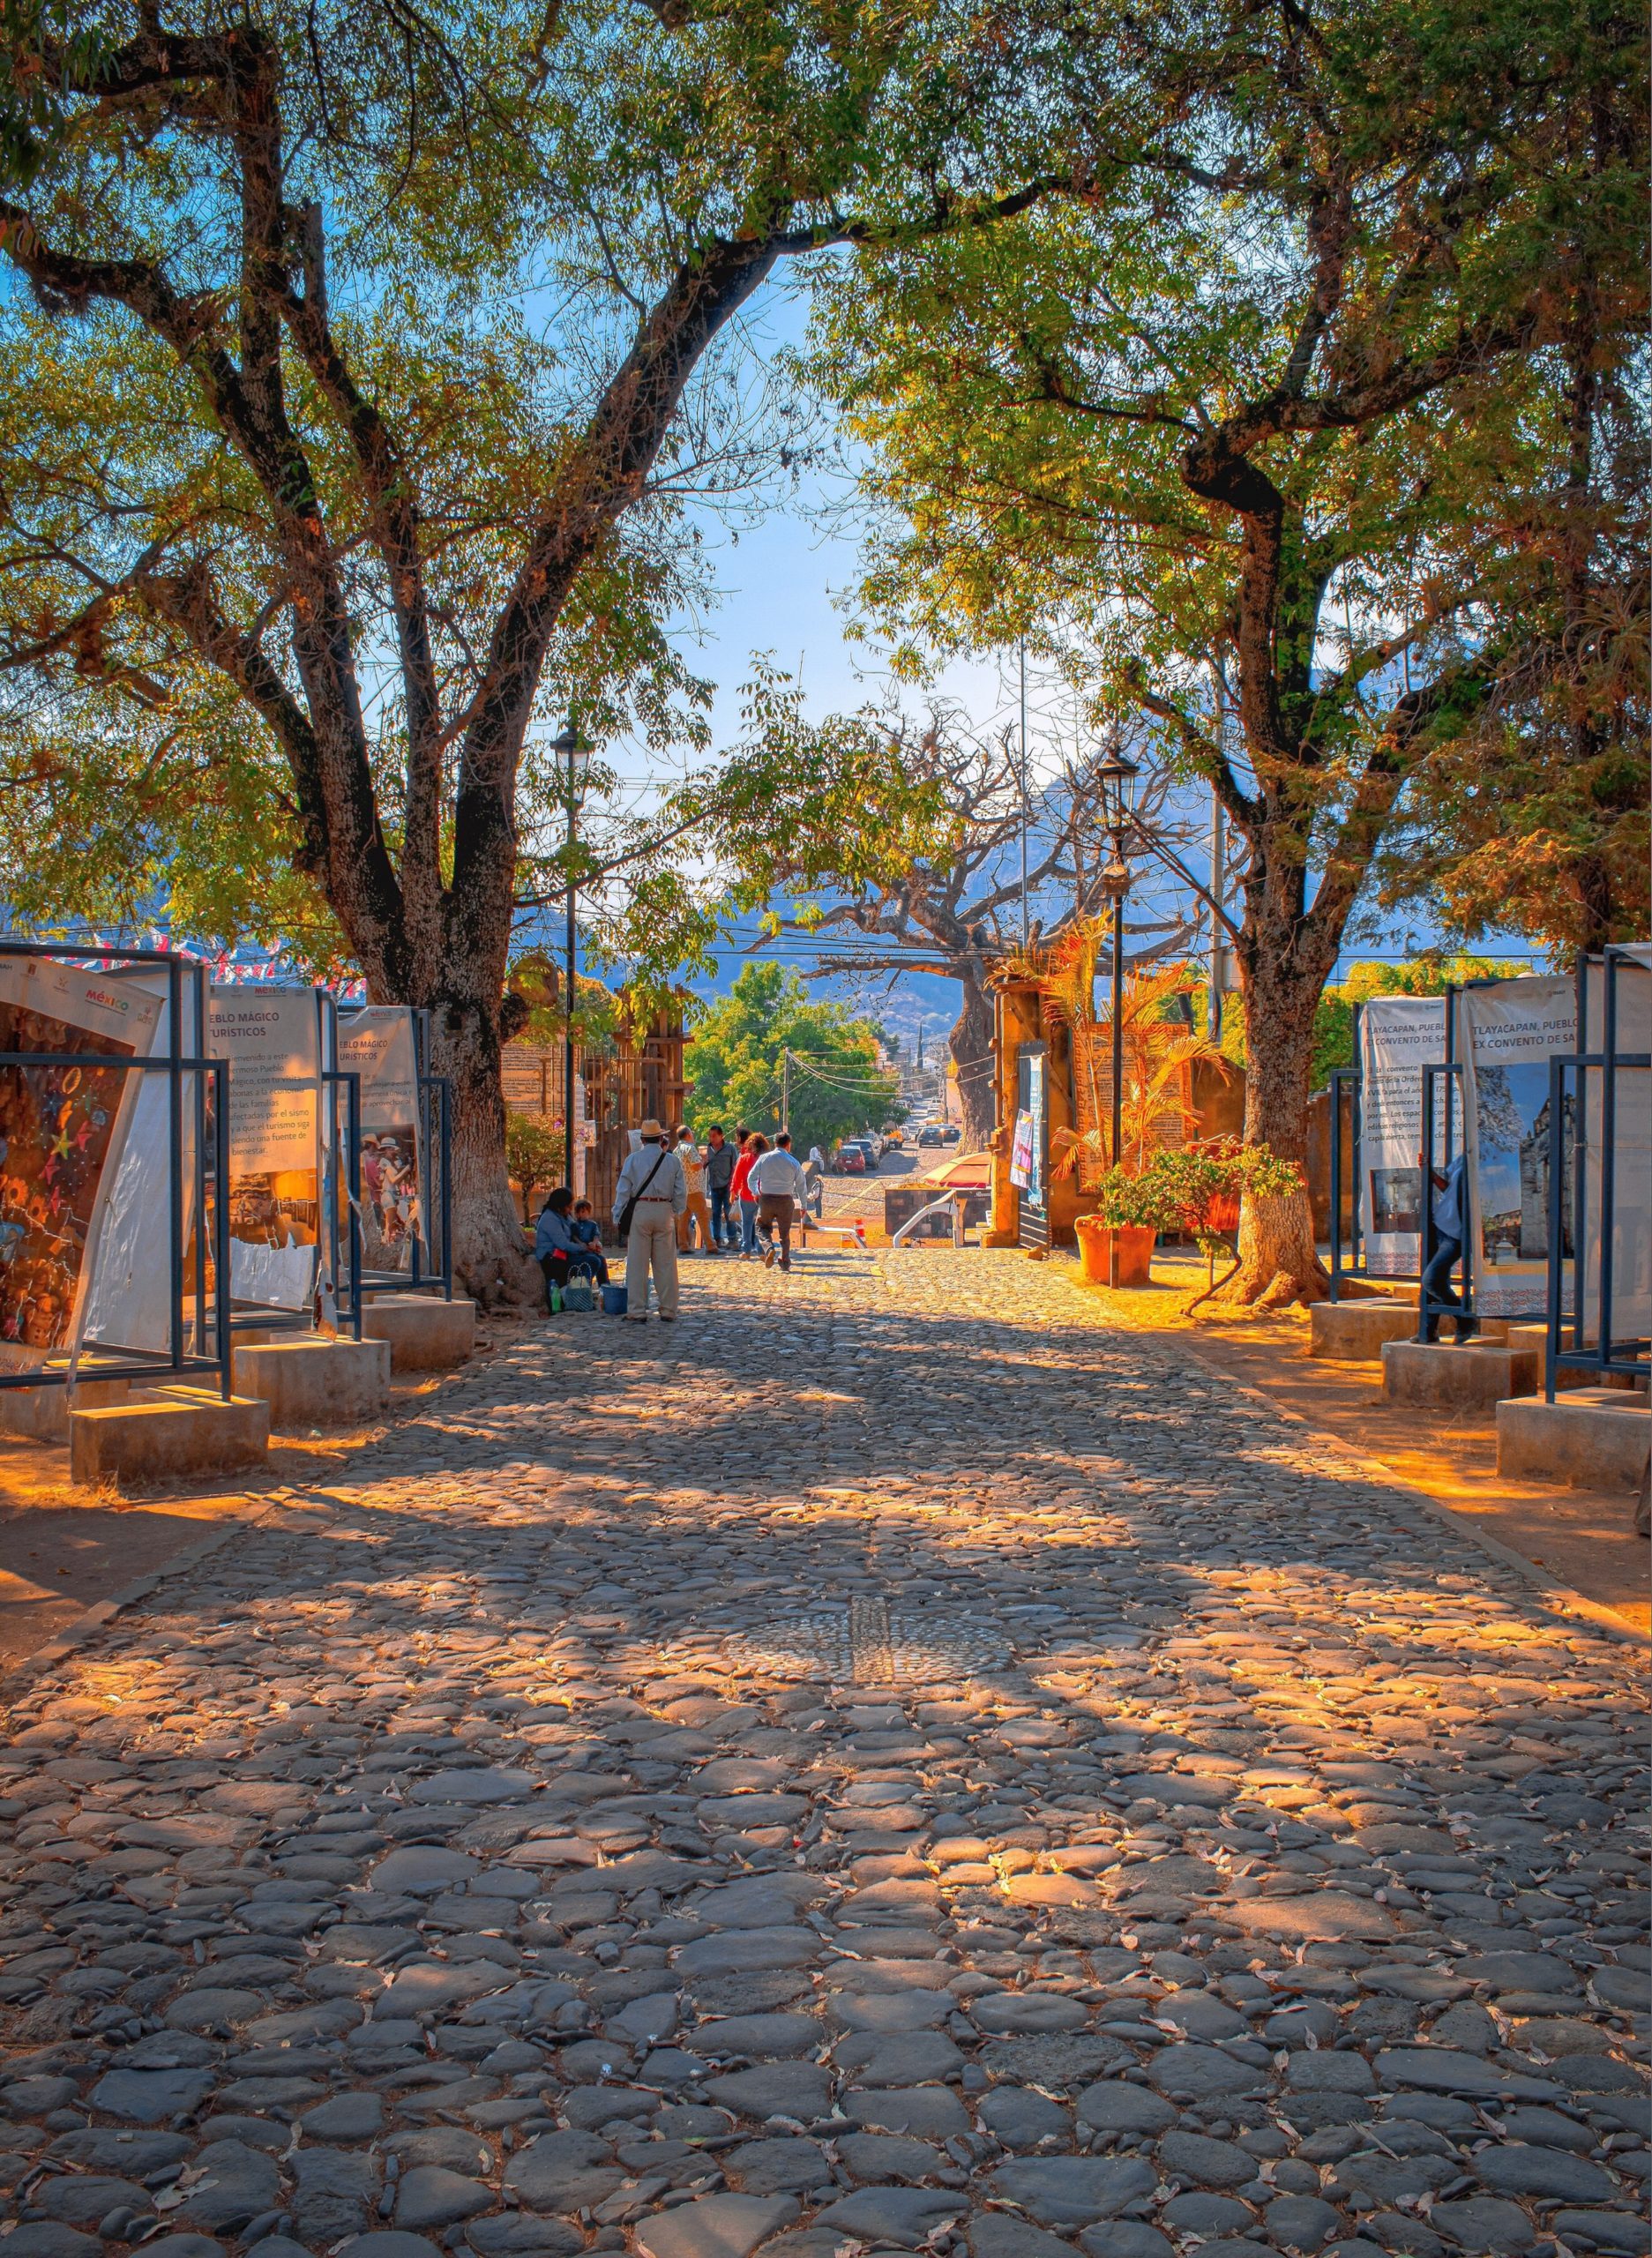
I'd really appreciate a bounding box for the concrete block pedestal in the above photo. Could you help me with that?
[1497,1387,1650,1487]
[70,1387,269,1492]
[1309,1298,1417,1362]
[232,1335,390,1432]
[0,1359,132,1442]
[1381,1335,1541,1409]
[361,1294,475,1372]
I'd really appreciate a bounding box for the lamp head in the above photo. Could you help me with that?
[551,723,594,808]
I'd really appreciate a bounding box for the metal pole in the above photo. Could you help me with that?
[1208,787,1225,1038]
[781,1049,790,1134]
[564,731,577,1188]
[1019,639,1029,946]
[1109,887,1125,1290]
[1208,673,1225,1038]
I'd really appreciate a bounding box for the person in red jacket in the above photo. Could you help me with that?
[729,1133,764,1260]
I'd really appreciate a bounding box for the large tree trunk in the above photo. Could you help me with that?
[1206,938,1331,1309]
[428,995,534,1305]
[950,969,996,1148]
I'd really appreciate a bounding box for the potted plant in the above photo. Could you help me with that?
[1074,1167,1175,1287]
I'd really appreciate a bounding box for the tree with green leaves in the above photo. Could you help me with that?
[684,963,901,1156]
[808,0,1647,1304]
[0,0,1071,1290]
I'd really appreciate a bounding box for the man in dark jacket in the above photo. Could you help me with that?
[703,1125,736,1251]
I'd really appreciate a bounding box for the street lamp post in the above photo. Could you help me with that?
[551,723,592,1190]
[1095,735,1140,1288]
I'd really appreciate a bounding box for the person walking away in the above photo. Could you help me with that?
[805,1141,826,1219]
[703,1125,736,1250]
[536,1187,606,1306]
[676,1130,714,1254]
[1419,1148,1476,1343]
[613,1120,686,1320]
[750,1131,808,1271]
[730,1133,762,1260]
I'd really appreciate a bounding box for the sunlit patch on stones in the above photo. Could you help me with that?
[669,1593,1010,1686]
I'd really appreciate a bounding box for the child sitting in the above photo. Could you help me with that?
[568,1200,609,1284]
[570,1199,604,1259]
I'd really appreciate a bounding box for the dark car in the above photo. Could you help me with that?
[844,1137,879,1171]
[940,1123,961,1143]
[917,1125,945,1148]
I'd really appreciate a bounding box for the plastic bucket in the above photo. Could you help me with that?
[601,1283,628,1317]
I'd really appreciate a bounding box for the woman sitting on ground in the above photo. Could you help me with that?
[534,1186,609,1304]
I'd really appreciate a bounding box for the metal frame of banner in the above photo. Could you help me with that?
[334,1003,454,1301]
[1544,946,1651,1402]
[1415,1056,1471,1345]
[0,938,233,1402]
[1422,973,1570,1347]
[212,983,336,1342]
[1326,993,1371,1299]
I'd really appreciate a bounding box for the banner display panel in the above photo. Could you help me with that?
[339,1006,424,1269]
[81,984,184,1357]
[1458,975,1576,1318]
[1357,997,1447,1277]
[209,986,320,1310]
[0,957,163,1365]
[1581,952,1652,1349]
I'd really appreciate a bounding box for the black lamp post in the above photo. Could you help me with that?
[550,722,592,1187]
[1095,735,1140,1287]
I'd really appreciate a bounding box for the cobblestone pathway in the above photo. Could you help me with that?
[3,1252,1648,2258]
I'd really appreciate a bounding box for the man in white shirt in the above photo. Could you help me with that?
[747,1132,808,1271]
[613,1119,687,1320]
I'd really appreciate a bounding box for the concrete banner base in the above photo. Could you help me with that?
[361,1293,475,1372]
[1497,1388,1650,1488]
[1381,1336,1541,1409]
[1310,1299,1418,1362]
[232,1335,391,1432]
[0,1362,133,1442]
[70,1387,270,1492]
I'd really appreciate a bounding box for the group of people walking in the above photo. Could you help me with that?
[535,1119,825,1323]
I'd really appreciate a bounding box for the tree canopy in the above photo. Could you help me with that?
[0,0,1086,1280]
[804,0,1647,1298]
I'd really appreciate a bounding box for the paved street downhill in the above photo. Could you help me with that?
[2,1252,1648,2258]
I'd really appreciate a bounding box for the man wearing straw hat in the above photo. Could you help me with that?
[612,1118,687,1321]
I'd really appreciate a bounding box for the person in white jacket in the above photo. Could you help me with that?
[747,1132,808,1271]
[612,1120,687,1320]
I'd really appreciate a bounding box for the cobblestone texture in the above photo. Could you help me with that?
[3,1251,1648,2258]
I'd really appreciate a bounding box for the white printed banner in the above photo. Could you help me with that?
[1457,975,1577,1318]
[1357,997,1447,1278]
[338,1006,424,1269]
[209,986,321,1310]
[0,957,164,1366]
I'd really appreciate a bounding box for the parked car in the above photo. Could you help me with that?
[834,1141,868,1174]
[939,1123,961,1143]
[917,1125,945,1148]
[844,1136,880,1170]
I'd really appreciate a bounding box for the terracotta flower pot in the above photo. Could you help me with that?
[1075,1216,1157,1287]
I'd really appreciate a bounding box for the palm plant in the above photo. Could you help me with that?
[1011,941,1230,1180]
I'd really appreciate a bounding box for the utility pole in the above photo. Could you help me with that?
[1207,673,1226,1039]
[1018,639,1030,946]
[781,1049,790,1135]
